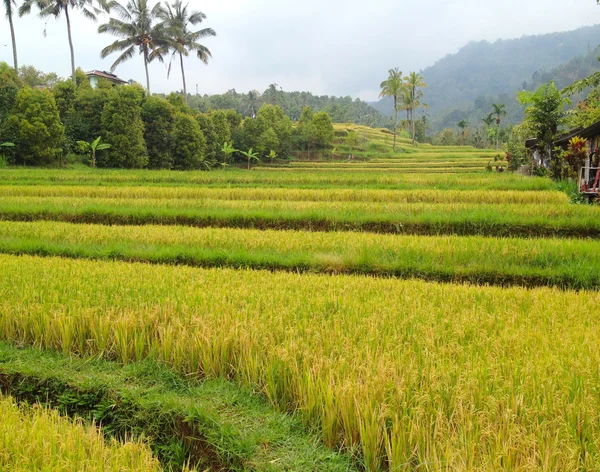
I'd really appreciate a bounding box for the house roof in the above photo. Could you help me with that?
[554,127,584,146]
[525,138,537,149]
[85,70,127,84]
[555,121,600,146]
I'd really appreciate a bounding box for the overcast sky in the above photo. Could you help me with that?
[1,0,599,101]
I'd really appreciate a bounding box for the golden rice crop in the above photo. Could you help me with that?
[0,185,568,204]
[0,195,588,219]
[252,166,488,173]
[1,254,599,471]
[0,394,162,471]
[283,162,497,169]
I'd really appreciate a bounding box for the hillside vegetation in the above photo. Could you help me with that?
[372,25,600,132]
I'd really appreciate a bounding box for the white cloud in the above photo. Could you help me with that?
[1,0,599,99]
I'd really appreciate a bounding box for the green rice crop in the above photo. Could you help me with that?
[0,220,598,289]
[1,254,599,471]
[0,196,596,237]
[0,168,556,191]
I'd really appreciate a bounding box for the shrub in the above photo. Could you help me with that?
[142,97,175,169]
[172,112,207,170]
[2,88,64,166]
[100,86,147,168]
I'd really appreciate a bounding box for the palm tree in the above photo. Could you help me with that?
[157,0,215,104]
[98,0,167,94]
[379,67,402,151]
[20,0,108,85]
[457,120,468,145]
[3,0,18,70]
[403,72,427,145]
[491,103,506,149]
[242,90,261,117]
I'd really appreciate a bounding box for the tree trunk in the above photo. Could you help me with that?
[179,52,187,104]
[7,7,18,70]
[393,95,397,151]
[144,49,151,95]
[411,108,415,145]
[65,5,76,86]
[496,123,499,150]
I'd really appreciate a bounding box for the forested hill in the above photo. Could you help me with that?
[185,86,392,128]
[371,24,600,132]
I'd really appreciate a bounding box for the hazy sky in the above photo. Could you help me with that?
[1,0,599,101]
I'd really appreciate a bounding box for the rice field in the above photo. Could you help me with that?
[1,143,599,471]
[2,255,600,471]
[0,394,163,471]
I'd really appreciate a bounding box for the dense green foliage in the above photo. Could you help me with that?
[1,87,64,165]
[0,62,339,169]
[172,112,206,170]
[142,96,175,169]
[100,85,148,168]
[185,85,391,127]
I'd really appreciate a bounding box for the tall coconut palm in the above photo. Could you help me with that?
[157,0,215,104]
[98,0,167,94]
[20,0,108,85]
[491,103,506,149]
[403,72,427,145]
[379,67,402,151]
[3,0,18,70]
[457,119,468,145]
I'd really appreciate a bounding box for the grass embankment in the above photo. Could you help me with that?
[0,342,354,472]
[0,167,556,190]
[1,254,599,470]
[0,394,162,472]
[253,167,490,173]
[1,196,598,237]
[0,184,568,204]
[282,162,500,169]
[1,221,599,289]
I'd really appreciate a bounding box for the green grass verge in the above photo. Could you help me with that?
[0,221,598,289]
[0,342,355,472]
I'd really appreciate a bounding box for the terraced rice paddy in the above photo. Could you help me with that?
[0,393,164,471]
[1,142,599,471]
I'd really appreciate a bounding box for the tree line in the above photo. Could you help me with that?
[0,63,335,168]
[2,0,214,100]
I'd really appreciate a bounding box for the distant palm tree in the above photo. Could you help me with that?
[403,72,427,145]
[379,67,403,151]
[20,0,108,85]
[98,0,167,94]
[482,113,495,148]
[492,103,506,149]
[457,119,468,145]
[3,0,18,70]
[242,90,261,117]
[157,0,215,104]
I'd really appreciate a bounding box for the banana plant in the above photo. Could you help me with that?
[77,136,111,168]
[268,149,277,164]
[0,142,14,168]
[221,141,236,163]
[239,148,260,170]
